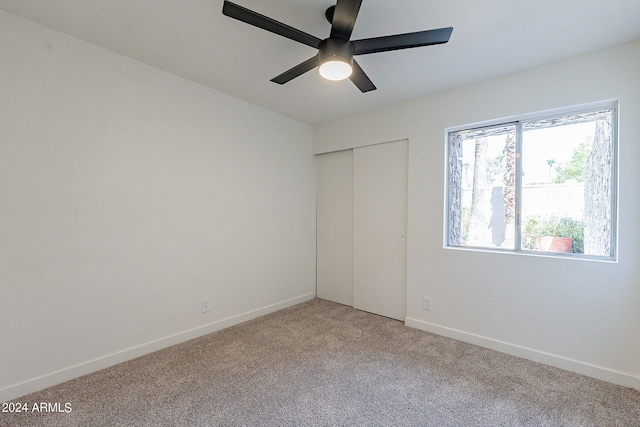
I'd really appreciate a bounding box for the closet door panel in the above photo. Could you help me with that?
[353,140,408,320]
[316,150,354,306]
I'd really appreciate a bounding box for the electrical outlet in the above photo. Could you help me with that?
[201,298,210,313]
[423,297,432,311]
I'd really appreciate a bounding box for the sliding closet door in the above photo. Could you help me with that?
[316,150,353,306]
[353,140,408,320]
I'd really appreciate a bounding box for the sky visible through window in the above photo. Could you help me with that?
[460,122,595,186]
[522,122,594,185]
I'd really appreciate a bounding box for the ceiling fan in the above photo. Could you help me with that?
[222,0,453,92]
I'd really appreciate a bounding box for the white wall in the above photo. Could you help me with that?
[315,40,640,389]
[0,11,315,401]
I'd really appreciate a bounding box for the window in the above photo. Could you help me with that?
[446,103,617,259]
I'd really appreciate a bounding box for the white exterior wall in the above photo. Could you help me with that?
[314,40,640,389]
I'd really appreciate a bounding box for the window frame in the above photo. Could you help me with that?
[444,101,618,261]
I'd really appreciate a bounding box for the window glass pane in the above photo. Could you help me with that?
[448,125,516,249]
[446,105,616,259]
[521,109,613,256]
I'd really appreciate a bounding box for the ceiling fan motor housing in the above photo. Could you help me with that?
[318,38,355,65]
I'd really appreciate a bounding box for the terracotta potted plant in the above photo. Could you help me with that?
[524,216,584,253]
[537,235,573,252]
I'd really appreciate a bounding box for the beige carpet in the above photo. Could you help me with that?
[3,298,639,426]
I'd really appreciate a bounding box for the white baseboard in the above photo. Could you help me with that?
[1,293,315,403]
[405,317,640,391]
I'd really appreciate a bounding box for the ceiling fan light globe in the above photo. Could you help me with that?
[319,59,352,81]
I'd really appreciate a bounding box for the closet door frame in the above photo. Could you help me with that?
[316,139,408,320]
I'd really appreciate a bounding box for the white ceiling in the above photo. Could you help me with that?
[2,0,639,125]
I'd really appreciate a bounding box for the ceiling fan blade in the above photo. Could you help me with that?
[222,1,322,49]
[349,59,376,92]
[271,55,320,84]
[330,0,363,41]
[353,27,453,55]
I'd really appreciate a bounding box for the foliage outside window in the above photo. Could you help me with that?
[446,104,616,259]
